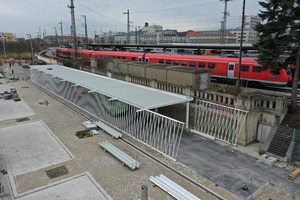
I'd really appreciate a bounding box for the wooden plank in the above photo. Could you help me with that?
[289,168,300,180]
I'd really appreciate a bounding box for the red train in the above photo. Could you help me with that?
[56,47,293,87]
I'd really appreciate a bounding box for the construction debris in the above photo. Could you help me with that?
[288,168,300,180]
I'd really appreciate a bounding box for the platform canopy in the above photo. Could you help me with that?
[31,65,193,110]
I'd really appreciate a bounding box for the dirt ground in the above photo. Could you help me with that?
[281,105,300,130]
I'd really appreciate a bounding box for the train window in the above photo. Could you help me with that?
[159,60,164,64]
[166,60,171,64]
[253,66,262,73]
[122,57,126,59]
[109,56,111,59]
[104,56,107,59]
[113,56,116,59]
[198,62,205,68]
[89,54,91,58]
[190,62,196,67]
[132,57,136,61]
[240,65,249,72]
[117,56,121,59]
[181,61,187,66]
[208,63,215,69]
[173,61,179,65]
[100,55,103,58]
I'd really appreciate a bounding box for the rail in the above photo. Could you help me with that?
[99,141,140,170]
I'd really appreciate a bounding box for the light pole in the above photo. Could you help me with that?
[1,33,7,65]
[237,0,246,93]
[53,27,58,46]
[123,10,130,44]
[27,34,34,65]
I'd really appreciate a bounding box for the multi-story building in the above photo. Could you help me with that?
[239,15,261,29]
[186,30,236,44]
[228,28,258,44]
[0,32,18,42]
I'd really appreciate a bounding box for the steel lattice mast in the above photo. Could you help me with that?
[69,0,77,61]
[220,0,231,44]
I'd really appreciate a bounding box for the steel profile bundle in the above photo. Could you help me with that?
[95,121,122,139]
[99,141,140,170]
[149,174,201,200]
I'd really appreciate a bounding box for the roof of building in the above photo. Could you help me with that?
[31,65,193,110]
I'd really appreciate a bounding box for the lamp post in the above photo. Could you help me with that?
[1,33,7,65]
[237,0,246,93]
[27,34,34,65]
[123,10,130,44]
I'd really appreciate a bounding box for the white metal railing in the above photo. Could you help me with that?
[192,99,248,146]
[149,174,201,200]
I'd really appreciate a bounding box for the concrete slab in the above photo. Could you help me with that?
[0,120,73,176]
[0,84,35,121]
[258,154,277,166]
[18,173,113,200]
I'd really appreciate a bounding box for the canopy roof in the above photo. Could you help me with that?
[31,65,193,110]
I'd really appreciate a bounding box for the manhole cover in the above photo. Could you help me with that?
[16,117,30,122]
[46,165,69,179]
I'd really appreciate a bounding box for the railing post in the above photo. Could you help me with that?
[288,129,296,165]
[141,185,148,200]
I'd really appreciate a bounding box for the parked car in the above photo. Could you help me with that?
[23,65,30,68]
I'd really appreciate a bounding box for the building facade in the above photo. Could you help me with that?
[187,30,236,44]
[0,32,18,42]
[228,28,258,44]
[239,15,261,29]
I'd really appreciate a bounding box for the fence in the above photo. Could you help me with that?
[259,124,300,165]
[192,99,248,146]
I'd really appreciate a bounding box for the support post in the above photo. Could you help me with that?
[141,185,148,200]
[186,102,190,129]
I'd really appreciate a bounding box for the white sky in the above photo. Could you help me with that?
[0,0,262,38]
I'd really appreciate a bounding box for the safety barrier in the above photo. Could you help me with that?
[149,174,201,200]
[99,141,140,170]
[95,121,122,139]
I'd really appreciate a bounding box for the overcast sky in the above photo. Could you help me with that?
[0,0,262,38]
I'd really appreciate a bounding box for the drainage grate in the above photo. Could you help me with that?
[16,117,30,122]
[45,165,69,179]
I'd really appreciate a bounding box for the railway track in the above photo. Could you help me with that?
[27,80,224,200]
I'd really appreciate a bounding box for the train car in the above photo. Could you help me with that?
[80,50,144,62]
[55,47,292,86]
[144,53,292,87]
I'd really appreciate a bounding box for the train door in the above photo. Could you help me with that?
[145,57,149,62]
[227,62,235,79]
[138,56,143,62]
